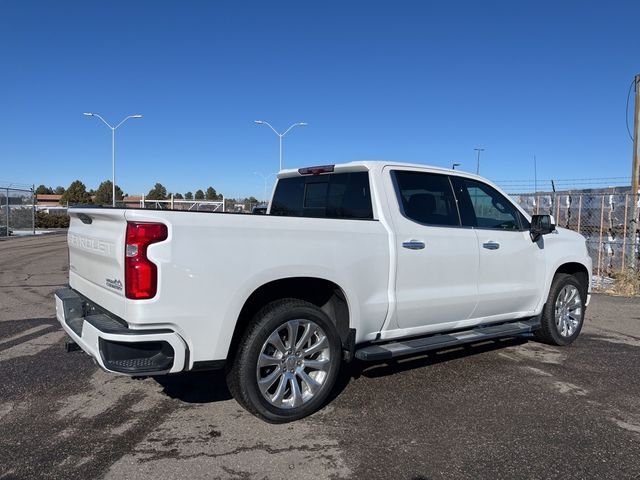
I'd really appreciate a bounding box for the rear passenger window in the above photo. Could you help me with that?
[392,171,460,226]
[270,172,373,219]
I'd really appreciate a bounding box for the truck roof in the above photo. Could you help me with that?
[276,161,522,218]
[278,160,487,182]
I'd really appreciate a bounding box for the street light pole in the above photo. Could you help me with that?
[84,112,143,207]
[474,148,485,175]
[452,163,461,170]
[112,127,115,207]
[254,172,276,203]
[254,120,307,171]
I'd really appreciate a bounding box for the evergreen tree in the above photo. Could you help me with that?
[35,185,53,195]
[94,180,124,205]
[60,180,91,205]
[205,186,217,200]
[147,183,168,200]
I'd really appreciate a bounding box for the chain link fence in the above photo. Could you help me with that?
[0,186,36,237]
[512,192,639,276]
[2,179,637,276]
[137,197,225,212]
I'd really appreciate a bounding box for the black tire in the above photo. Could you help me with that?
[534,273,586,346]
[226,298,342,423]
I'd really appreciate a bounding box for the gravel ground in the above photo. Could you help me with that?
[0,234,639,480]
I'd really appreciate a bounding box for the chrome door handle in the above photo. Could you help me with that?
[482,241,500,250]
[402,240,425,250]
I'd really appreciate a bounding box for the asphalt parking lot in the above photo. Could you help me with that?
[1,234,639,480]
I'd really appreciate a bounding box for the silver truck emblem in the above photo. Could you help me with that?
[105,278,123,291]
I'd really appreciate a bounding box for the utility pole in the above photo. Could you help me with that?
[5,187,8,237]
[32,184,35,235]
[533,154,538,194]
[631,74,640,269]
[474,148,485,175]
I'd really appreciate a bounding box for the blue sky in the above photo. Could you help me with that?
[0,1,638,199]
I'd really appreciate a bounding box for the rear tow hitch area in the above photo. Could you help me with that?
[65,340,81,353]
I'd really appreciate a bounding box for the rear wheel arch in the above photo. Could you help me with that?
[227,298,343,422]
[227,277,352,362]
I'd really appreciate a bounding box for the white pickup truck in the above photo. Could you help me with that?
[56,161,592,422]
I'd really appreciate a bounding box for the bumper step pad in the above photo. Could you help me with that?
[105,353,173,372]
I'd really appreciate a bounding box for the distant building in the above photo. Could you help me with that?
[35,194,63,207]
[123,195,143,207]
[35,194,68,214]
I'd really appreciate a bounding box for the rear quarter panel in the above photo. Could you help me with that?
[123,209,391,365]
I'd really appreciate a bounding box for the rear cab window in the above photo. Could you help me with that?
[270,171,374,220]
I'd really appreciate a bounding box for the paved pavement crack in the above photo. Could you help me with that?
[135,442,336,463]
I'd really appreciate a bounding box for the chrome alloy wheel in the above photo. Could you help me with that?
[256,319,331,409]
[554,284,582,337]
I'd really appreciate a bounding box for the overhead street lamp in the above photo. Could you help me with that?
[474,148,485,175]
[254,172,276,203]
[452,163,461,170]
[84,112,143,207]
[254,120,307,171]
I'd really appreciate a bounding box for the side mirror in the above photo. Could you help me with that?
[530,214,555,242]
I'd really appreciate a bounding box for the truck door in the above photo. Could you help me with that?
[449,176,545,318]
[384,167,479,329]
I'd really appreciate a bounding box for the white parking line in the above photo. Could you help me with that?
[0,324,52,346]
[0,330,65,363]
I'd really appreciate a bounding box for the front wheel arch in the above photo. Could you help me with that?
[535,273,586,346]
[541,262,590,307]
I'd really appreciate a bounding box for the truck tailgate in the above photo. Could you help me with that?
[67,209,127,318]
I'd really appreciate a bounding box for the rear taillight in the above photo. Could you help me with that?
[125,222,168,299]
